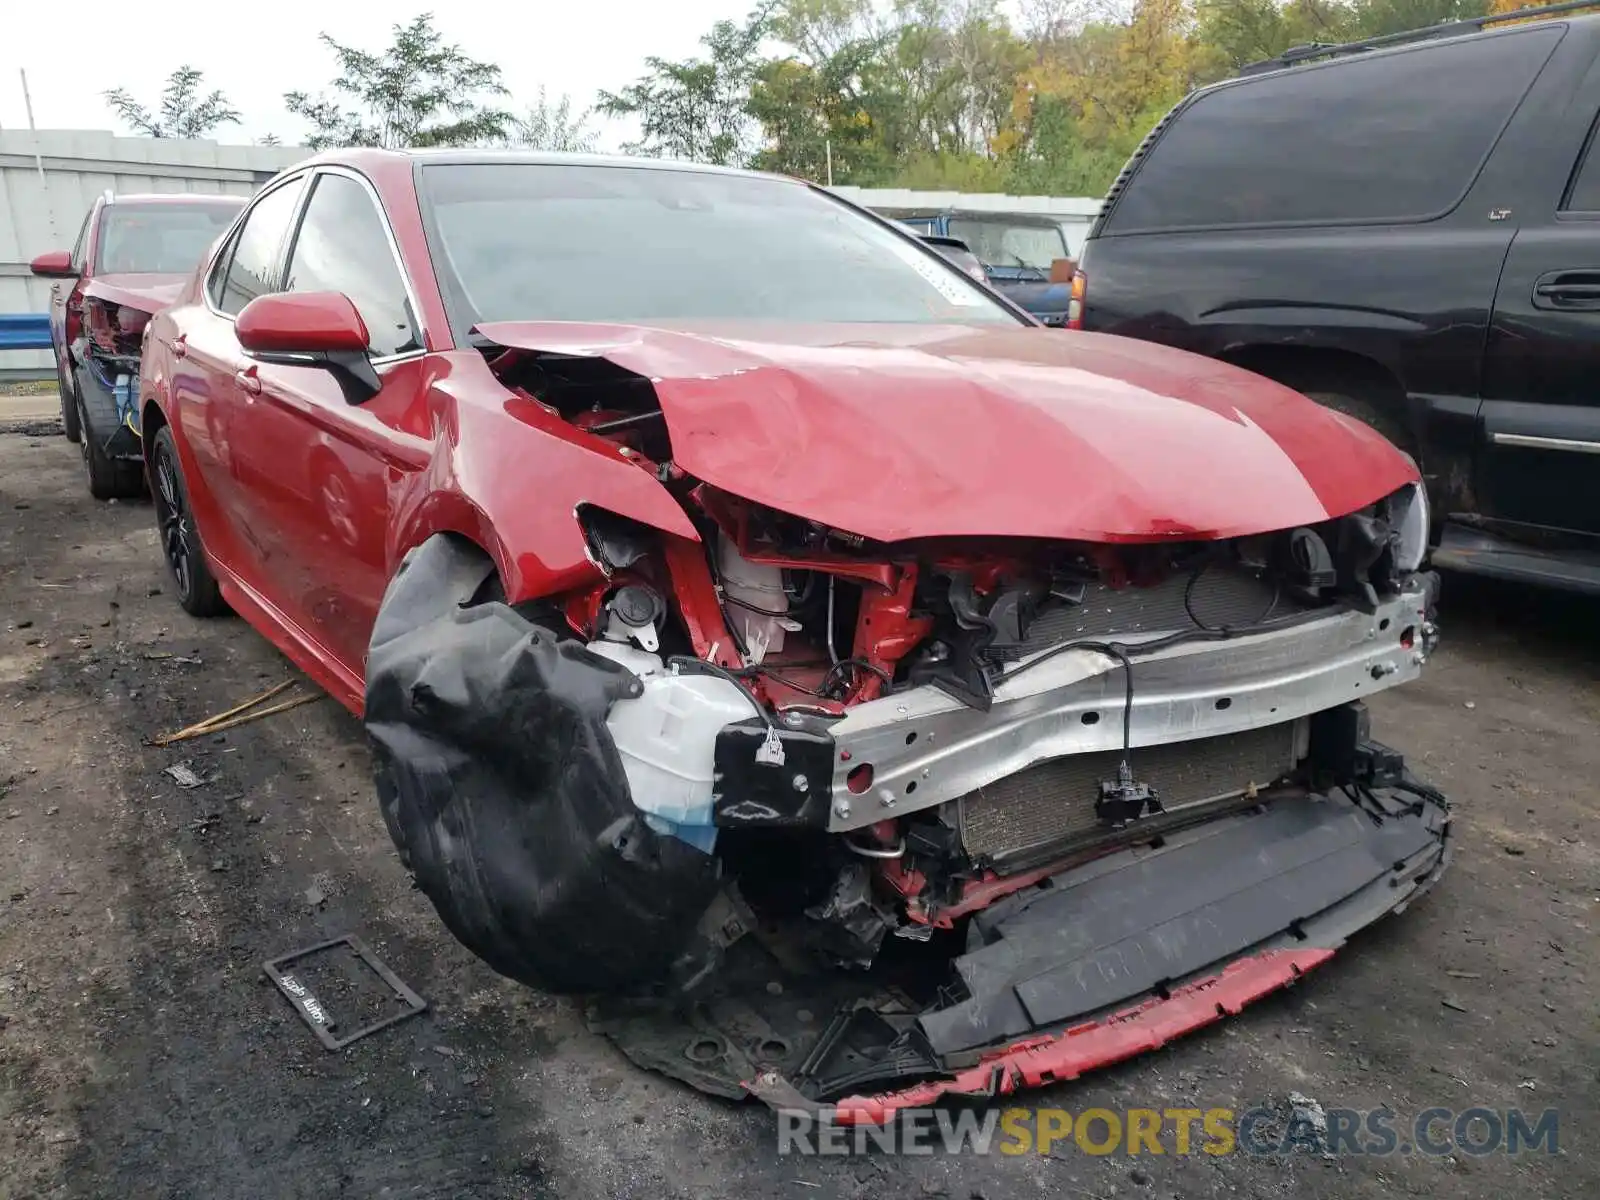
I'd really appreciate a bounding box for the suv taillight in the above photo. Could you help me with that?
[1066,270,1086,330]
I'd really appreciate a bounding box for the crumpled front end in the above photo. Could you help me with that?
[76,278,172,459]
[365,335,1451,1111]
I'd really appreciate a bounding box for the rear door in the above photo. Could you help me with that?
[1478,48,1600,535]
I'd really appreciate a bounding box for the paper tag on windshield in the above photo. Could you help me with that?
[886,240,991,307]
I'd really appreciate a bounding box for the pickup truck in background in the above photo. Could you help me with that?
[1073,3,1600,594]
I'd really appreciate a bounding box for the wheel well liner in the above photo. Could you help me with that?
[364,532,719,993]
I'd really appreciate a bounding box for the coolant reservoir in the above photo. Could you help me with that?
[717,535,799,662]
[587,641,754,853]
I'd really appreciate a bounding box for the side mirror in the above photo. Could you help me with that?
[30,250,76,278]
[235,291,379,403]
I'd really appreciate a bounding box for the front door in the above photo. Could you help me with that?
[224,169,430,678]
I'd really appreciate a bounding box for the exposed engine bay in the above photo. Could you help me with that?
[366,342,1451,1116]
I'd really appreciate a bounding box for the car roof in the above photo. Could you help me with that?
[1233,8,1598,80]
[296,146,799,186]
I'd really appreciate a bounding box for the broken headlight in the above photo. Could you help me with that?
[1389,480,1430,571]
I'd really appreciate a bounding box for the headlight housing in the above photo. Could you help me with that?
[1390,480,1431,571]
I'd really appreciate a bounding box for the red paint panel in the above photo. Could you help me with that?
[82,273,186,314]
[475,321,1418,545]
[236,291,369,355]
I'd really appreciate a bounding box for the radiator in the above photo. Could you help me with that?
[957,720,1304,870]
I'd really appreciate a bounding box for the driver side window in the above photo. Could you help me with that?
[285,173,419,358]
[216,178,305,316]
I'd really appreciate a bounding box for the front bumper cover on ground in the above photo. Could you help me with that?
[594,777,1450,1116]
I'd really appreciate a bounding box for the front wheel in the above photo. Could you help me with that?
[58,360,81,444]
[77,380,144,501]
[150,425,226,618]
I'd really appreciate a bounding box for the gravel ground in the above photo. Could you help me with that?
[0,422,1593,1199]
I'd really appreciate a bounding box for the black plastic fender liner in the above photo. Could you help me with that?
[365,534,721,993]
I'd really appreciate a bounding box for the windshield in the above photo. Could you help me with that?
[95,201,242,274]
[946,218,1068,274]
[418,163,1019,334]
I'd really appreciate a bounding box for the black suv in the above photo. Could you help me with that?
[1075,4,1600,594]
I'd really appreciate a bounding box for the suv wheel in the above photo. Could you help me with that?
[77,383,145,501]
[58,361,82,444]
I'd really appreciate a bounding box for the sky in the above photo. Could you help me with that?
[0,0,752,150]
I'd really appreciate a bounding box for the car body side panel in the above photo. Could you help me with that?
[389,352,701,596]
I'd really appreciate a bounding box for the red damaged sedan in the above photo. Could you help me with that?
[31,192,243,498]
[137,150,1449,1119]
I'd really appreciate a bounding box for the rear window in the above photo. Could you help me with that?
[96,200,242,274]
[946,218,1068,273]
[1104,26,1563,234]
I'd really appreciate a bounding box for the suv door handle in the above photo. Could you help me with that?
[234,367,262,396]
[1532,270,1600,310]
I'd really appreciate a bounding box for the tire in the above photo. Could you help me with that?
[58,360,81,444]
[77,379,144,501]
[1304,389,1414,455]
[150,425,227,618]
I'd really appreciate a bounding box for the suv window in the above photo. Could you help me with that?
[218,180,304,315]
[96,202,240,274]
[1106,26,1563,233]
[285,173,418,357]
[1564,119,1600,212]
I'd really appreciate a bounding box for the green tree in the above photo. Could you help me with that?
[284,13,512,149]
[104,67,240,139]
[510,88,599,152]
[1354,0,1487,36]
[597,13,770,164]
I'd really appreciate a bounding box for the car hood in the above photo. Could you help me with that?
[475,321,1419,544]
[82,273,187,314]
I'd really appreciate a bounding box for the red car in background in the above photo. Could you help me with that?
[136,149,1448,1118]
[30,192,242,498]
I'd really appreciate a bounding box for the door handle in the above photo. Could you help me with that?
[1532,270,1600,310]
[234,367,262,396]
[172,335,187,358]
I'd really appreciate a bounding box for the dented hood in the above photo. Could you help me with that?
[476,321,1419,543]
[83,273,186,314]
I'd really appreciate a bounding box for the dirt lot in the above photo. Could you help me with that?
[0,417,1593,1199]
